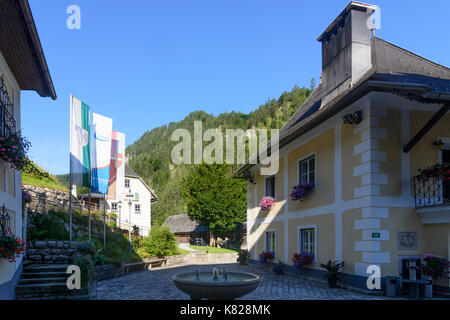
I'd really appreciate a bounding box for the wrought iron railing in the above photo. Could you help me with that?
[414,175,450,207]
[0,75,15,136]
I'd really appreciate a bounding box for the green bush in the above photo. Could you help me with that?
[74,255,95,287]
[142,226,177,258]
[28,213,69,240]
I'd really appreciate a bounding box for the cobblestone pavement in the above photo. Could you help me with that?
[96,263,387,300]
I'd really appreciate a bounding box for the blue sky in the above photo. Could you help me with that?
[22,0,450,174]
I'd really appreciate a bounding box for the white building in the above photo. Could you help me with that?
[106,165,157,236]
[0,1,56,299]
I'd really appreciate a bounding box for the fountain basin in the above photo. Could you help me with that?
[172,271,260,300]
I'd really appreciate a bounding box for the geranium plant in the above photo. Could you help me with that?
[421,253,449,284]
[290,182,314,201]
[0,234,26,262]
[259,196,275,211]
[0,131,31,171]
[259,251,274,263]
[292,252,314,268]
[417,163,450,182]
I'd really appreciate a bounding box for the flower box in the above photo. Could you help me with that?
[259,251,274,263]
[417,163,450,182]
[0,132,30,171]
[259,197,275,211]
[290,182,314,201]
[292,252,313,268]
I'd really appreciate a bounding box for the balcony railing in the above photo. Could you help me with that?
[414,175,450,207]
[0,75,16,136]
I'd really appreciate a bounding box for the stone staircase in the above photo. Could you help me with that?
[15,263,92,300]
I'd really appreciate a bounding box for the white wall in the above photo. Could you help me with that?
[0,50,23,287]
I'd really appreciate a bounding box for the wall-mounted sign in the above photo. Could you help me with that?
[372,232,381,239]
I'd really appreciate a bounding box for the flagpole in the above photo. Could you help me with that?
[103,193,106,253]
[69,94,73,241]
[88,187,91,242]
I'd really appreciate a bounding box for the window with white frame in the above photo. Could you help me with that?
[134,204,141,214]
[265,230,276,255]
[299,155,315,184]
[299,227,315,257]
[265,176,276,198]
[111,202,118,212]
[125,179,130,188]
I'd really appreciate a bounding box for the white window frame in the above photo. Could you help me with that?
[264,175,276,199]
[297,152,317,186]
[264,229,277,257]
[297,224,317,263]
[134,204,141,214]
[111,202,118,212]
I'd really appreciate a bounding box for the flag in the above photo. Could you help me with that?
[70,95,91,187]
[91,113,113,194]
[107,131,125,199]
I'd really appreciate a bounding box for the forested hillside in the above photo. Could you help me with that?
[126,83,314,226]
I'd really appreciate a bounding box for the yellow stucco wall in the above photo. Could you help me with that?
[378,107,402,197]
[342,209,362,275]
[342,124,361,201]
[287,213,335,269]
[288,129,335,211]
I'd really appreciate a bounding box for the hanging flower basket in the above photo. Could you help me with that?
[417,163,450,182]
[290,182,314,201]
[292,252,314,268]
[0,235,26,262]
[259,196,275,211]
[0,131,31,171]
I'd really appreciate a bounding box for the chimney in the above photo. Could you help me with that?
[318,2,377,105]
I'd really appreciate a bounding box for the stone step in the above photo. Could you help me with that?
[21,271,67,279]
[24,264,70,273]
[18,277,68,285]
[15,282,72,296]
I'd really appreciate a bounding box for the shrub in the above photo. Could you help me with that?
[28,213,69,240]
[421,254,450,284]
[142,226,177,257]
[74,255,95,287]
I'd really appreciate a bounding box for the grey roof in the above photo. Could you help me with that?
[125,165,140,178]
[236,37,450,175]
[164,214,209,234]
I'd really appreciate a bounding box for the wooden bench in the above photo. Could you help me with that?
[124,259,167,274]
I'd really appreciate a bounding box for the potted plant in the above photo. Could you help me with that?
[321,260,345,288]
[290,182,314,201]
[259,251,274,263]
[272,260,285,275]
[259,197,275,211]
[292,252,314,269]
[237,250,249,265]
[421,253,449,285]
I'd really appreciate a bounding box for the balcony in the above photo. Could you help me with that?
[414,175,450,224]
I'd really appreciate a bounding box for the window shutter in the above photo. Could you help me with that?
[135,192,139,201]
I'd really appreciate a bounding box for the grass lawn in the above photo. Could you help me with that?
[188,245,238,254]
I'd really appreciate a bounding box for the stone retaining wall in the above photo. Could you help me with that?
[165,252,238,266]
[95,263,124,281]
[23,184,72,213]
[26,240,84,264]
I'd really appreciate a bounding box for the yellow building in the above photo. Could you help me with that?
[0,1,56,299]
[236,2,450,292]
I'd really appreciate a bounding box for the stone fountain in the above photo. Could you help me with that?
[172,268,260,300]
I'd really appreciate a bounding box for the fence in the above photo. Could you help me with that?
[414,175,450,207]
